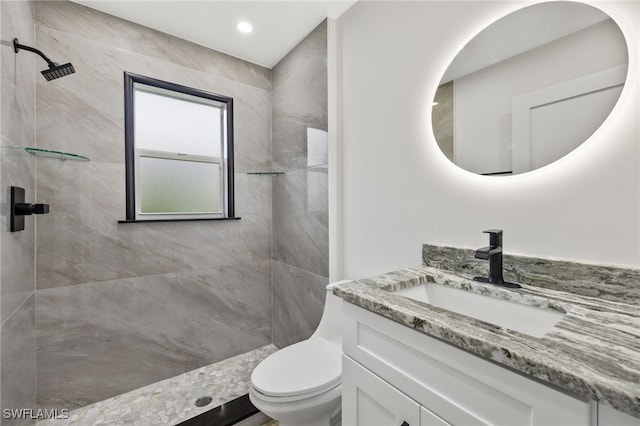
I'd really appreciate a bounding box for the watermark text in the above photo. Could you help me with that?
[2,408,69,420]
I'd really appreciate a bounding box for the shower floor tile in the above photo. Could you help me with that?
[37,344,278,426]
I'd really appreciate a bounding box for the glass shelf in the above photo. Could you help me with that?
[25,147,90,161]
[246,171,285,175]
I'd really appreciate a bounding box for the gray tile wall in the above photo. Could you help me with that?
[1,0,38,424]
[2,0,329,412]
[32,1,273,410]
[271,21,329,348]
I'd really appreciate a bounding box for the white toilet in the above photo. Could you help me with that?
[250,281,349,426]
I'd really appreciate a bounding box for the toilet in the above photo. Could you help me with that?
[249,281,349,426]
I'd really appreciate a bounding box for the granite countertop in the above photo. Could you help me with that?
[334,266,640,418]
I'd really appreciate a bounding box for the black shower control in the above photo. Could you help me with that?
[10,186,50,232]
[15,202,49,215]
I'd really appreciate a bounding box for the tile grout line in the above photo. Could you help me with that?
[0,291,35,329]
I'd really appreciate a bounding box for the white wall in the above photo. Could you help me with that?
[336,1,639,279]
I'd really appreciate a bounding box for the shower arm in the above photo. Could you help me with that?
[13,38,58,68]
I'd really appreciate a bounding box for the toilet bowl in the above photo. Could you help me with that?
[250,280,350,426]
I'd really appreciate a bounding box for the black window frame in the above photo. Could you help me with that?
[123,72,235,222]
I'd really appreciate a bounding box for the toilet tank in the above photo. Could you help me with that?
[311,280,352,345]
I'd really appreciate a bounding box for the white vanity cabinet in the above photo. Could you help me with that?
[341,301,592,426]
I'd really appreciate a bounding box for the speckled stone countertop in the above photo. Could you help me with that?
[334,266,640,418]
[422,244,640,305]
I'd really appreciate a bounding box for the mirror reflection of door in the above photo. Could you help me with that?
[512,65,625,174]
[432,2,628,176]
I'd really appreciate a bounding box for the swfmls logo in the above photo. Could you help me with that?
[2,408,69,420]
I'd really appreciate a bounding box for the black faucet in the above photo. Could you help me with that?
[473,229,521,289]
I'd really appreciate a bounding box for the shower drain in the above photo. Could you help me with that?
[195,396,213,407]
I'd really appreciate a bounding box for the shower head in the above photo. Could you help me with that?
[41,63,75,81]
[13,38,75,81]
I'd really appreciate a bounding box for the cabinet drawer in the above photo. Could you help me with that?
[343,301,590,426]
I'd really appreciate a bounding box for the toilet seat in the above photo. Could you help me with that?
[251,382,341,404]
[251,337,341,399]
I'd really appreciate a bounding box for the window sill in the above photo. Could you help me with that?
[118,217,241,224]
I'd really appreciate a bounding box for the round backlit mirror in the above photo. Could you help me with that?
[432,1,628,176]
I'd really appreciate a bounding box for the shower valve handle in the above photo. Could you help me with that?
[15,202,49,215]
[11,186,49,232]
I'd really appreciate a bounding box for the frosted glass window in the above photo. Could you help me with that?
[124,72,235,221]
[139,157,220,214]
[134,87,223,157]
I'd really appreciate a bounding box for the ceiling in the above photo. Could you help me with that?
[72,0,356,69]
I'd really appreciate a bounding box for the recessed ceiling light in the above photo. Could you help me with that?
[237,22,253,34]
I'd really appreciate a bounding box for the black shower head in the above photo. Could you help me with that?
[13,38,75,81]
[41,63,75,81]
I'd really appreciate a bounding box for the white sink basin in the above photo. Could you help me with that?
[394,283,566,338]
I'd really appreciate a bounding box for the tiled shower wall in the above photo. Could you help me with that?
[1,0,329,414]
[33,1,273,409]
[1,0,38,423]
[271,21,329,348]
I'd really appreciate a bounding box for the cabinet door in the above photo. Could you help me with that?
[343,355,420,426]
